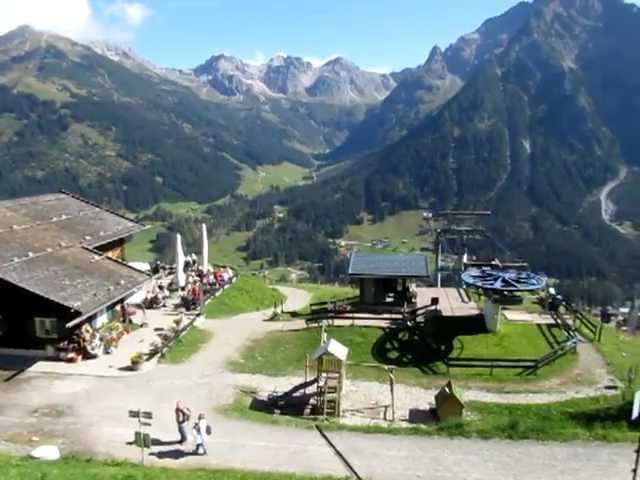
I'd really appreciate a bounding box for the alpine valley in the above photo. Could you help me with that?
[1,0,639,299]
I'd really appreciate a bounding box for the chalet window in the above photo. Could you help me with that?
[34,317,58,339]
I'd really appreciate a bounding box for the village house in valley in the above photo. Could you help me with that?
[0,192,149,354]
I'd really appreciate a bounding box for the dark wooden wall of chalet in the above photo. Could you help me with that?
[0,280,75,349]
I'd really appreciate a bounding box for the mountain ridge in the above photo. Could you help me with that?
[191,52,396,104]
[327,0,536,160]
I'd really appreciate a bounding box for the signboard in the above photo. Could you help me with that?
[129,408,153,465]
[129,410,153,420]
[134,431,151,449]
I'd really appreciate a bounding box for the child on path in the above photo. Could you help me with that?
[193,413,210,455]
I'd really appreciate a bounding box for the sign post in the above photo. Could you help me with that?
[129,409,153,465]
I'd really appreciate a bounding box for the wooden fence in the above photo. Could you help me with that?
[567,306,603,342]
[443,337,578,376]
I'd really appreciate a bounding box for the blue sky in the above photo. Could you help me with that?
[2,0,639,71]
[135,0,523,70]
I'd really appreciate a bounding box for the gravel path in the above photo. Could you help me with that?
[600,165,629,234]
[0,286,631,479]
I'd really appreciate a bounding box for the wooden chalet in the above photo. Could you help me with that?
[0,192,149,353]
[348,251,429,311]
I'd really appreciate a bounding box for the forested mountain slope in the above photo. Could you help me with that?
[0,27,367,209]
[250,0,640,294]
[360,0,640,284]
[328,1,534,161]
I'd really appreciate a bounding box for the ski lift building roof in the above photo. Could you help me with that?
[348,251,429,279]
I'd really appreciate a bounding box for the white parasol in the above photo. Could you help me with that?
[176,233,186,288]
[201,223,209,270]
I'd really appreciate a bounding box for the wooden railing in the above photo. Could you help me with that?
[443,337,578,376]
[308,296,360,314]
[566,305,603,342]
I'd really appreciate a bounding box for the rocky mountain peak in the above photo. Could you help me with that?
[191,52,394,104]
[0,25,50,50]
[88,40,159,75]
[444,0,533,78]
[423,46,449,78]
[321,56,355,70]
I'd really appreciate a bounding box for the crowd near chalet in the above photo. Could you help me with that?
[0,192,235,360]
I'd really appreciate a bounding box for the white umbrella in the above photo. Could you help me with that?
[201,223,209,270]
[176,233,186,288]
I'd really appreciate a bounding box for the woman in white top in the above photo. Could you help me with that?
[193,413,209,455]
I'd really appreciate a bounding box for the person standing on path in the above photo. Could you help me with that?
[193,413,210,456]
[175,401,192,446]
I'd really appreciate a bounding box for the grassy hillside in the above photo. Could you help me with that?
[598,325,640,387]
[226,391,636,442]
[161,327,213,364]
[125,225,166,263]
[0,27,343,210]
[209,231,258,270]
[345,210,427,252]
[205,275,284,319]
[237,162,311,198]
[229,324,575,383]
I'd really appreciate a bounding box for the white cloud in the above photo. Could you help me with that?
[0,0,95,38]
[106,1,151,27]
[0,0,151,41]
[365,66,392,74]
[304,53,343,67]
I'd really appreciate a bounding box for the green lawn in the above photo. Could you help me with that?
[160,327,212,364]
[289,284,357,315]
[125,225,165,263]
[237,162,310,198]
[143,200,209,216]
[205,276,285,319]
[209,231,257,271]
[0,455,341,480]
[224,392,637,443]
[502,294,544,315]
[228,323,576,384]
[345,211,428,252]
[304,284,358,305]
[598,325,640,387]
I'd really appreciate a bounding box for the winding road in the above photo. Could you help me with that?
[0,287,632,479]
[600,166,628,233]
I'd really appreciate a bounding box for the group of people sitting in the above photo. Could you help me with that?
[142,256,235,312]
[143,282,170,309]
[180,255,235,311]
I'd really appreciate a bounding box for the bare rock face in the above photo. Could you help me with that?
[444,1,533,78]
[261,55,314,95]
[193,54,268,97]
[192,53,395,105]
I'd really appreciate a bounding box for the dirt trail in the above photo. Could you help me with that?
[600,166,628,233]
[0,287,632,479]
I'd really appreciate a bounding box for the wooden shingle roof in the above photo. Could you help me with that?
[0,192,148,321]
